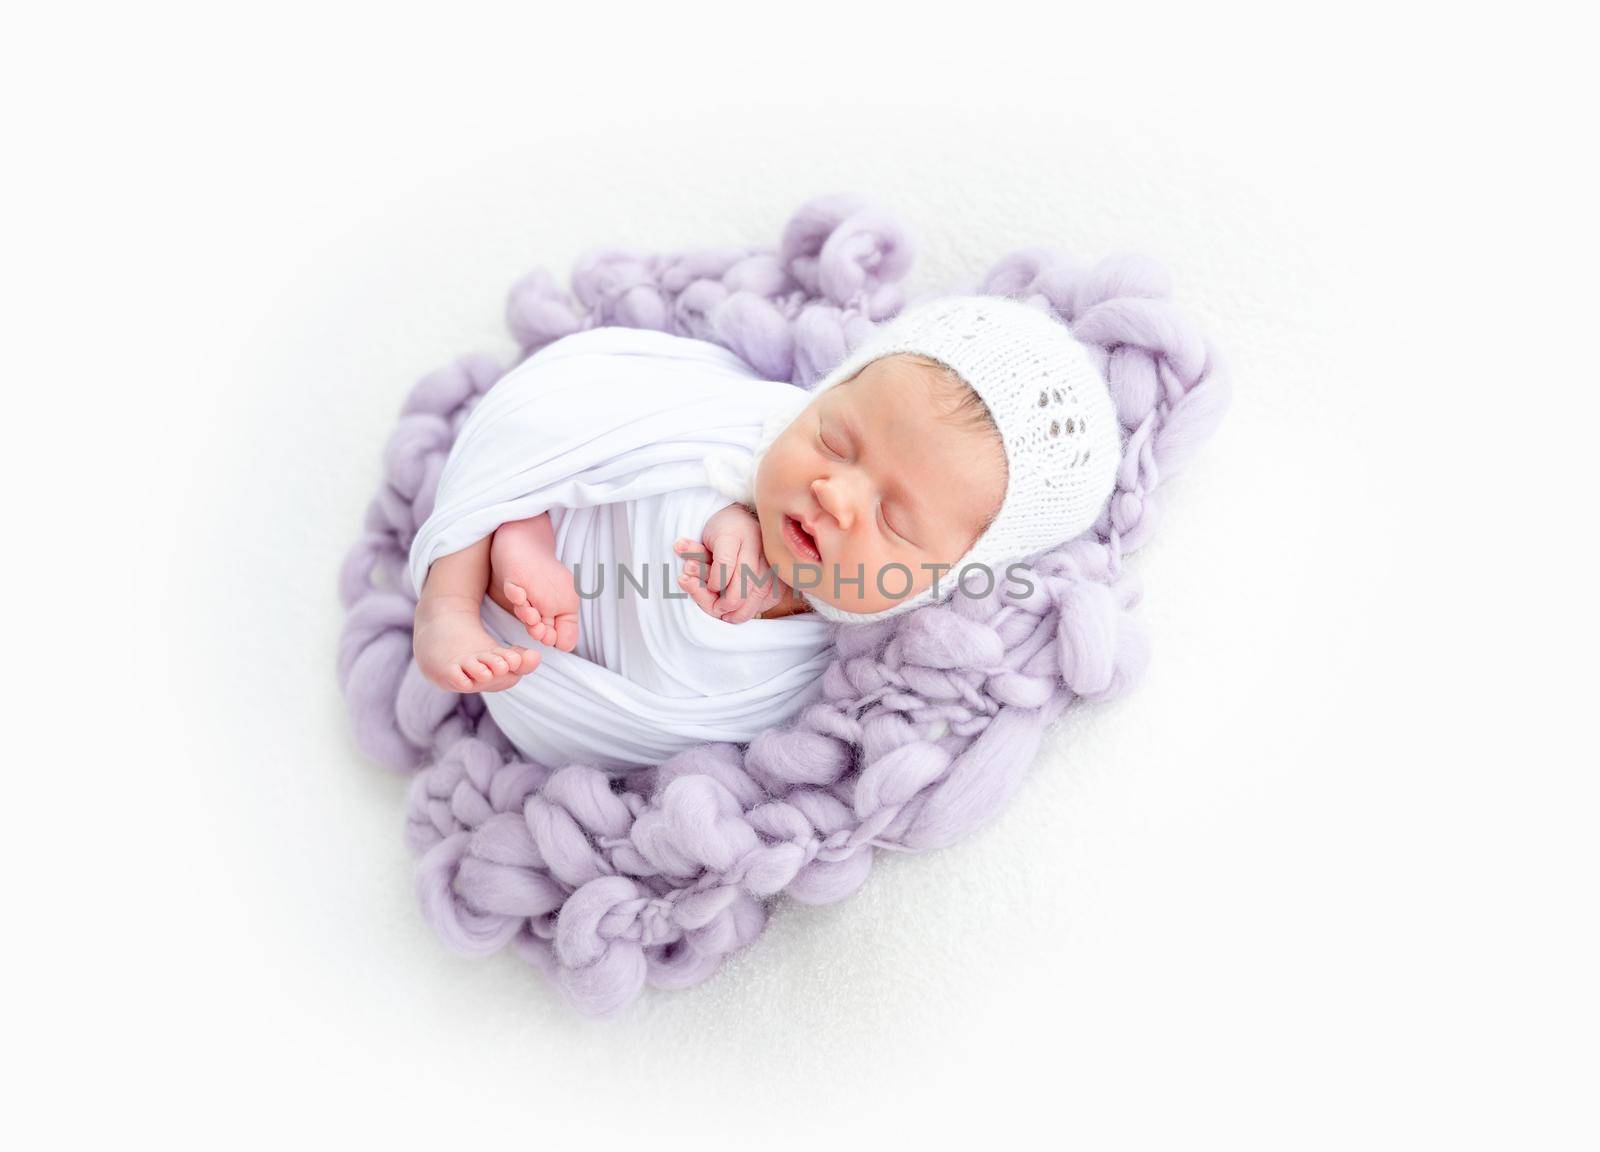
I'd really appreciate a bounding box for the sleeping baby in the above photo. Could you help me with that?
[408,295,1121,770]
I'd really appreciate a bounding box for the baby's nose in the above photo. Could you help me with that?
[812,476,856,530]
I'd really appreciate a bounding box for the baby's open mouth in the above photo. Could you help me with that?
[782,515,821,563]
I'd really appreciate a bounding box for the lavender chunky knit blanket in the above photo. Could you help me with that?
[336,193,1230,1014]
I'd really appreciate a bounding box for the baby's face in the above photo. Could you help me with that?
[754,354,1007,614]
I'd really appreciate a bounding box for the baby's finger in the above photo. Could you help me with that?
[703,553,728,594]
[705,531,744,593]
[729,581,777,623]
[744,559,777,607]
[692,581,718,614]
[674,538,708,565]
[726,535,753,598]
[710,544,739,608]
[711,565,753,617]
[726,560,774,612]
[723,595,766,625]
[717,539,755,612]
[678,570,717,615]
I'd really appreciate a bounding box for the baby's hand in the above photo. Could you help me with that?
[674,504,785,624]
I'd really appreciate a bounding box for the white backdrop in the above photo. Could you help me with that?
[6,2,1595,1148]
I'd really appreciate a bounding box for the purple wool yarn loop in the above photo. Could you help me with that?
[337,192,1230,1015]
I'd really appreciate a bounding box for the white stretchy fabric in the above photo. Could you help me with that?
[407,326,834,772]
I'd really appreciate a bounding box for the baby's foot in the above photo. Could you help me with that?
[489,520,580,652]
[501,580,580,651]
[414,600,540,693]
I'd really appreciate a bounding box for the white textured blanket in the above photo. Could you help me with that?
[408,326,833,770]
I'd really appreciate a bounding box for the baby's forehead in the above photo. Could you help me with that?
[843,353,960,398]
[875,351,955,378]
[838,359,1002,457]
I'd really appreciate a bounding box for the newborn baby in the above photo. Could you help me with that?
[414,349,1007,690]
[408,295,1121,768]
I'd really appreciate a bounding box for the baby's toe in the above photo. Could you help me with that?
[504,581,530,607]
[447,664,474,691]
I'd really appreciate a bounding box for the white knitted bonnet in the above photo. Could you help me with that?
[711,294,1123,624]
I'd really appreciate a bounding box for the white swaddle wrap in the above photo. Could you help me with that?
[408,325,832,772]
